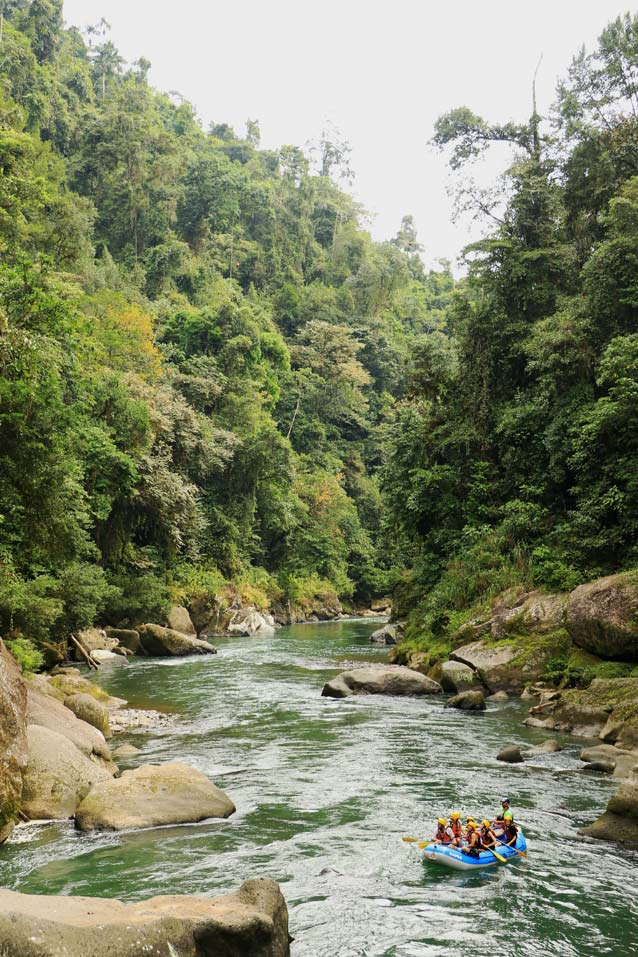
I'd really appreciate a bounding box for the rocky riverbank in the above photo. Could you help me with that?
[0,636,292,955]
[0,878,290,957]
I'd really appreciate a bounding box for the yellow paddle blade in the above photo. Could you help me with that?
[418,841,435,849]
[402,836,419,843]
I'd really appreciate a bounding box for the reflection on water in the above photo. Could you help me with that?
[2,619,638,956]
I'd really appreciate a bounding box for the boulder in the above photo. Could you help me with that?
[48,673,109,702]
[74,628,119,654]
[27,687,113,767]
[104,627,142,654]
[450,640,535,693]
[0,640,28,843]
[25,673,66,702]
[91,648,128,664]
[369,623,397,645]
[112,744,141,758]
[64,694,111,738]
[525,679,638,740]
[526,739,562,754]
[166,604,196,636]
[0,878,290,957]
[21,725,112,820]
[497,745,524,763]
[489,590,567,638]
[583,760,616,774]
[580,744,638,780]
[566,573,638,660]
[440,660,482,693]
[138,623,217,657]
[524,699,610,737]
[488,691,510,702]
[445,690,486,711]
[228,610,276,638]
[321,665,441,699]
[75,761,236,832]
[580,772,638,844]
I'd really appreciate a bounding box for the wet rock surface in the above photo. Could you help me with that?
[0,640,28,843]
[322,665,442,699]
[0,878,290,957]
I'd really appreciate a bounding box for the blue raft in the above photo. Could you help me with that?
[421,830,527,871]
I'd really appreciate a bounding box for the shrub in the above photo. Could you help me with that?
[5,637,45,673]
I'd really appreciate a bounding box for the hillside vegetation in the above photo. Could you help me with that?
[0,1,452,660]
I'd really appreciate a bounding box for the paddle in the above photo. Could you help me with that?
[495,838,526,859]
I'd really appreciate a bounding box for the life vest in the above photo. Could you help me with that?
[436,826,452,844]
[450,819,463,839]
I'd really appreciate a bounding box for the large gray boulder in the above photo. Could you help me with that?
[567,573,638,660]
[450,640,534,693]
[64,694,111,738]
[322,665,441,699]
[104,627,141,654]
[0,640,28,843]
[369,624,397,645]
[228,609,276,637]
[497,745,524,763]
[75,762,236,832]
[445,690,487,711]
[0,878,290,957]
[454,590,567,644]
[440,660,482,693]
[22,725,113,820]
[580,770,638,844]
[166,604,196,636]
[74,628,118,654]
[27,688,113,768]
[138,623,217,657]
[580,744,638,780]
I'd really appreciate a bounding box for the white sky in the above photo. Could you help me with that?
[63,0,633,268]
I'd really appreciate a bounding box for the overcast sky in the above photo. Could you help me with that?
[63,0,633,268]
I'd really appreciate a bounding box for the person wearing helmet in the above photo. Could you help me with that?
[479,819,497,851]
[461,820,481,857]
[503,819,519,847]
[434,818,453,844]
[449,811,463,846]
[492,813,506,838]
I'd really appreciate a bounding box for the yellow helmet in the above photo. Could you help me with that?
[466,820,476,829]
[466,816,475,823]
[450,812,461,820]
[437,818,447,825]
[482,820,491,828]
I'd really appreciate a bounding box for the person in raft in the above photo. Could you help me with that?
[479,820,497,850]
[448,811,464,846]
[493,796,513,833]
[502,819,519,847]
[434,818,454,844]
[461,820,481,857]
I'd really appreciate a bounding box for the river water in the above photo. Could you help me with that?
[2,619,637,956]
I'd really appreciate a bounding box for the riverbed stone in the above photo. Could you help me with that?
[321,665,441,699]
[526,739,562,754]
[497,745,524,762]
[166,604,197,636]
[580,771,638,844]
[104,627,142,654]
[369,623,398,645]
[138,623,217,657]
[64,694,111,738]
[0,640,28,843]
[112,743,141,757]
[445,689,487,711]
[22,725,113,820]
[0,878,290,957]
[488,690,510,702]
[228,609,276,637]
[566,572,638,660]
[440,660,482,693]
[74,627,119,655]
[75,761,236,832]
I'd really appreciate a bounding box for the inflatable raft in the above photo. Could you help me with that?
[421,830,527,871]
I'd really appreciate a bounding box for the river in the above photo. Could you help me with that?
[1,619,637,956]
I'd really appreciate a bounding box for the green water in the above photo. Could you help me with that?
[2,619,637,956]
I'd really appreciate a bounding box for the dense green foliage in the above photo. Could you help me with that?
[0,1,452,655]
[383,13,638,646]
